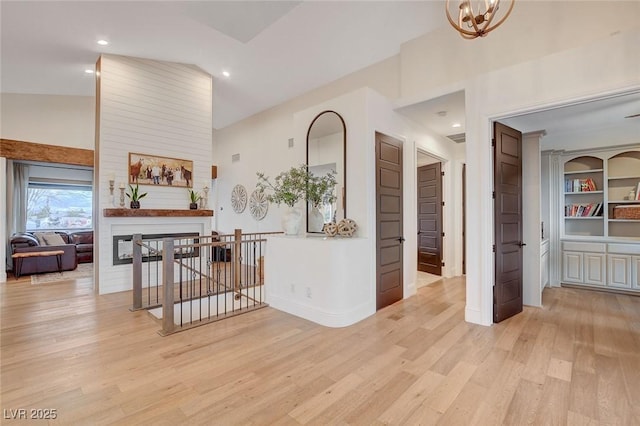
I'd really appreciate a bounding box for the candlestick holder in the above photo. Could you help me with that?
[201,185,209,209]
[109,179,115,207]
[119,187,125,208]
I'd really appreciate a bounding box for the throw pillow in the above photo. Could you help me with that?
[42,232,66,246]
[33,232,49,246]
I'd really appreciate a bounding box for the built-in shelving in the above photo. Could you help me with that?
[607,151,640,239]
[563,156,604,236]
[560,147,640,293]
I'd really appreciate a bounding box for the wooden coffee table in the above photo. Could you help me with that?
[11,250,65,279]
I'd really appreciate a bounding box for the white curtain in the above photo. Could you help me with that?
[6,161,29,270]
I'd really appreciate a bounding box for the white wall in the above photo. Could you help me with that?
[0,94,94,149]
[96,54,213,294]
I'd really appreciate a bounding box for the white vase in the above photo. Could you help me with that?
[282,206,302,235]
[308,206,324,232]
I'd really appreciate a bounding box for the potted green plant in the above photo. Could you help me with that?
[256,165,308,207]
[307,171,337,208]
[126,184,147,209]
[257,165,309,234]
[188,189,200,210]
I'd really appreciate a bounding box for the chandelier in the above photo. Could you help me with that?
[445,0,515,39]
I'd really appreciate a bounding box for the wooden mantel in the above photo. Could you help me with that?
[103,208,213,217]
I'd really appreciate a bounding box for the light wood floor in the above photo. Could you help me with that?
[1,274,639,425]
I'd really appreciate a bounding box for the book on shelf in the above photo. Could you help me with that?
[637,182,640,200]
[565,177,597,192]
[565,202,602,217]
[593,203,603,216]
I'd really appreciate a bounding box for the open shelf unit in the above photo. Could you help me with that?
[562,149,640,239]
[607,151,640,239]
[563,155,604,237]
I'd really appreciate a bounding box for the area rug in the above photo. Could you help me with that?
[31,263,93,285]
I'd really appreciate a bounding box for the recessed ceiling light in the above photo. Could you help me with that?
[84,69,94,74]
[222,71,231,78]
[452,123,462,128]
[97,40,109,46]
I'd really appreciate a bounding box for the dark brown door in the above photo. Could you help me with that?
[376,132,403,310]
[417,162,442,275]
[493,122,524,323]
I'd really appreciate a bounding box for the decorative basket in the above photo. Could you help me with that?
[613,205,640,220]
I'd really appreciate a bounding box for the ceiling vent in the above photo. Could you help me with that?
[232,153,240,162]
[447,133,466,143]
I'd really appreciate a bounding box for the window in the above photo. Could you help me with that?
[27,182,92,231]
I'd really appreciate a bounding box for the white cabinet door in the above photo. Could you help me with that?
[584,253,606,286]
[562,251,583,283]
[541,250,549,292]
[608,254,632,289]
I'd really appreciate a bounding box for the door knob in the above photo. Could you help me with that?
[397,237,406,243]
[518,242,527,247]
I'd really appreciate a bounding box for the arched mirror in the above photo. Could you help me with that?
[306,110,346,233]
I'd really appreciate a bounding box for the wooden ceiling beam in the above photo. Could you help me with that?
[0,139,94,167]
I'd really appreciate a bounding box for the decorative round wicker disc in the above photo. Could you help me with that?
[249,189,269,221]
[231,185,247,213]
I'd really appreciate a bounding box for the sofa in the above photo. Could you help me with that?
[68,230,94,263]
[10,232,78,276]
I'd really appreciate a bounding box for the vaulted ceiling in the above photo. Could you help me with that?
[1,1,446,130]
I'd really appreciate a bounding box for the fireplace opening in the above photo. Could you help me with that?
[112,232,200,265]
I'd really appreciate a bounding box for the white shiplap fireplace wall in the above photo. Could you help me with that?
[96,54,213,294]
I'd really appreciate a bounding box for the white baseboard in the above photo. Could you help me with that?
[465,306,492,326]
[267,293,375,328]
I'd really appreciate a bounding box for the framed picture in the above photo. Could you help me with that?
[128,153,193,188]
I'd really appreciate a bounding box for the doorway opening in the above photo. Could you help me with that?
[416,150,444,289]
[492,90,640,322]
